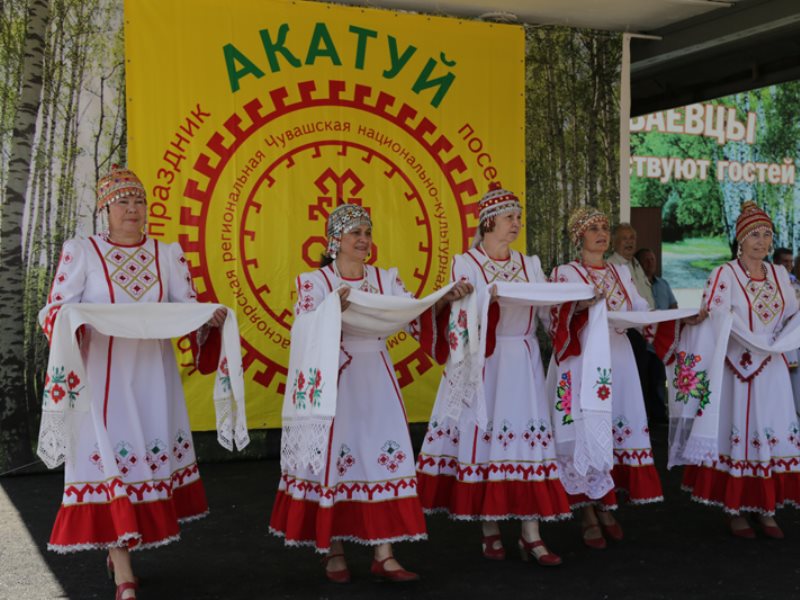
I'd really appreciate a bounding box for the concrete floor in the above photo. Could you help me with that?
[2,427,800,600]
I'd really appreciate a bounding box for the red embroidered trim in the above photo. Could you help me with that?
[63,464,200,504]
[465,249,490,284]
[607,263,633,310]
[282,474,418,500]
[416,456,559,480]
[519,252,530,281]
[613,448,655,466]
[338,345,353,376]
[714,454,800,477]
[320,266,334,292]
[724,355,772,382]
[706,267,725,312]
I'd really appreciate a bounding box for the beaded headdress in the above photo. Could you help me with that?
[567,206,609,247]
[96,164,146,212]
[326,203,372,258]
[735,201,773,244]
[472,182,522,247]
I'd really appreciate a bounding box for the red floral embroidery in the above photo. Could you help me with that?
[739,351,752,368]
[448,330,459,350]
[50,384,66,404]
[67,371,80,389]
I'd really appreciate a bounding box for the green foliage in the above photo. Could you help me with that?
[631,126,725,241]
[662,235,729,256]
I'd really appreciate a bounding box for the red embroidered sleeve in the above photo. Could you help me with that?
[550,301,588,363]
[190,327,222,375]
[416,303,451,364]
[651,319,683,364]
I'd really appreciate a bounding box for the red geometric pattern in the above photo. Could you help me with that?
[104,245,157,300]
[281,473,417,501]
[613,448,656,466]
[62,464,200,505]
[417,455,560,482]
[745,277,783,326]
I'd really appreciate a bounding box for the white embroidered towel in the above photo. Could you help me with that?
[38,303,247,469]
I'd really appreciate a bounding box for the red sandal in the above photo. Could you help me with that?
[518,537,562,567]
[115,581,137,600]
[481,534,506,560]
[321,553,351,584]
[370,556,420,582]
[582,523,607,550]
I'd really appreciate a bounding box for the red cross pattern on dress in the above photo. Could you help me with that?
[746,278,783,326]
[105,245,158,301]
[479,252,527,283]
[588,267,627,312]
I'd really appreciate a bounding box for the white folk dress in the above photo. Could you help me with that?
[682,260,800,514]
[40,234,217,553]
[416,248,572,521]
[269,263,435,552]
[550,261,663,508]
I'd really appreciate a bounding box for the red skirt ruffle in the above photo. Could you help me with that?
[567,490,618,511]
[269,491,427,552]
[49,477,208,552]
[416,472,571,520]
[612,463,664,504]
[682,465,800,514]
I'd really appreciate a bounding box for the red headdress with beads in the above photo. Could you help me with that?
[96,164,146,212]
[567,206,608,248]
[735,201,773,244]
[472,182,521,247]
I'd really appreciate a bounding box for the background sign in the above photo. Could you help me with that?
[630,82,800,289]
[126,0,525,428]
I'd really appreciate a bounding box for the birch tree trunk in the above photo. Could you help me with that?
[0,0,50,472]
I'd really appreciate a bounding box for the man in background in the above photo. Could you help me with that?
[636,248,678,310]
[608,223,655,309]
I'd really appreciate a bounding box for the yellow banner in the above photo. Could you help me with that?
[125,0,525,429]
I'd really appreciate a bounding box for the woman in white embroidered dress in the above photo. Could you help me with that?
[682,202,800,538]
[416,184,569,566]
[269,203,470,583]
[39,166,225,600]
[549,207,663,550]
